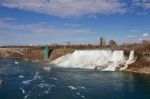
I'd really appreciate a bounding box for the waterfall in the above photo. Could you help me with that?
[102,51,125,71]
[51,50,135,71]
[128,50,135,62]
[120,50,136,71]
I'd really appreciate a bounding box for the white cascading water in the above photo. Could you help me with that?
[102,51,125,71]
[119,50,136,71]
[51,50,135,71]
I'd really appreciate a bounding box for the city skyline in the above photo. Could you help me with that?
[0,0,150,45]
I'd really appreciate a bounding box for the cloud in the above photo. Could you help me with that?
[130,29,139,32]
[132,0,150,9]
[63,23,82,27]
[0,0,127,17]
[132,0,142,6]
[127,35,136,38]
[0,17,16,28]
[88,15,98,19]
[3,17,16,21]
[144,3,150,9]
[142,33,149,37]
[0,21,98,45]
[0,20,11,28]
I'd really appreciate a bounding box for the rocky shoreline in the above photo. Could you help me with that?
[124,66,150,74]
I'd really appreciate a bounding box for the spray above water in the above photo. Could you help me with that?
[51,50,136,71]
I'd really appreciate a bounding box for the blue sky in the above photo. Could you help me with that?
[0,0,150,45]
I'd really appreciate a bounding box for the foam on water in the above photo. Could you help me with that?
[24,94,30,99]
[81,86,86,89]
[20,87,25,94]
[68,86,77,90]
[43,66,52,72]
[22,79,34,85]
[14,61,19,65]
[36,83,56,96]
[19,75,24,78]
[68,85,86,99]
[22,71,41,85]
[49,77,58,80]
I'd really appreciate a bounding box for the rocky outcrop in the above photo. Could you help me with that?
[0,80,4,86]
[0,48,44,60]
[0,49,23,58]
[49,48,75,61]
[124,52,150,74]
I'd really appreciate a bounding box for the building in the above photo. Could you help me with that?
[143,40,150,44]
[63,41,71,46]
[109,40,117,47]
[100,37,106,48]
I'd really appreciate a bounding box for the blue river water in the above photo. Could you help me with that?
[0,58,150,99]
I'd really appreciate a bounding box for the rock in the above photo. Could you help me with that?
[0,80,4,86]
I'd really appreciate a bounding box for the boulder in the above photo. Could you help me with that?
[0,80,4,86]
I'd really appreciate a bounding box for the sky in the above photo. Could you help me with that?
[0,0,150,45]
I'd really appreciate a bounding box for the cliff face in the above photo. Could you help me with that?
[125,51,150,74]
[0,49,23,58]
[49,48,75,61]
[0,48,44,60]
[0,49,8,57]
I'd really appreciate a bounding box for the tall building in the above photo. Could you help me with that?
[100,37,106,48]
[109,40,117,47]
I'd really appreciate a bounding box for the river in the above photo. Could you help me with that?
[0,58,150,99]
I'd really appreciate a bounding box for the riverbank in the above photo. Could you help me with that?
[124,67,150,74]
[124,64,150,74]
[124,53,150,74]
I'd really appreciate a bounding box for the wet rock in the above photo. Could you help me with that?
[0,80,4,86]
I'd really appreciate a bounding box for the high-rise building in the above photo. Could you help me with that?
[100,37,106,48]
[109,40,117,47]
